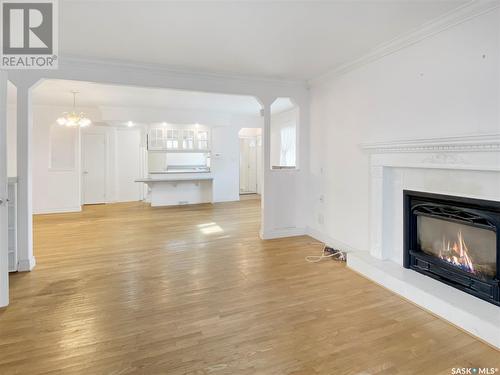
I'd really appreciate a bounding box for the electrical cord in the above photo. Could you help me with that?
[305,244,346,263]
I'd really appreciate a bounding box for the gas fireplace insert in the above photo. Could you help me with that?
[403,190,500,306]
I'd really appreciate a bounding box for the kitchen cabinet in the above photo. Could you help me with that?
[147,127,210,151]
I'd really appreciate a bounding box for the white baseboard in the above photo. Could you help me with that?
[260,227,306,240]
[260,225,365,245]
[34,206,82,215]
[17,256,36,272]
[306,226,362,253]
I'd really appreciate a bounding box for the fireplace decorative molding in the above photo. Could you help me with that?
[421,153,467,165]
[360,133,500,153]
[350,133,500,349]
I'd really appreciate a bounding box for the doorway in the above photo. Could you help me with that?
[82,133,107,204]
[239,128,262,195]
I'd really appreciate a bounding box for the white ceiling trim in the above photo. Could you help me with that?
[12,55,310,112]
[60,55,308,88]
[96,105,258,116]
[309,0,500,87]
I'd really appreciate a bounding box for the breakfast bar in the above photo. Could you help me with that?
[136,173,214,207]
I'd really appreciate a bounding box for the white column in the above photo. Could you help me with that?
[16,82,35,271]
[259,102,272,239]
[370,165,385,259]
[0,72,9,306]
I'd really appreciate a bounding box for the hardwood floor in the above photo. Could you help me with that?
[0,200,498,374]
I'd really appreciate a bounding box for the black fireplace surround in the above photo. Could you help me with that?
[404,190,500,306]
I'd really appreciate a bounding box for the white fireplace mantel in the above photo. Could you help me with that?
[362,134,500,260]
[360,133,500,153]
[362,134,500,176]
[347,133,500,349]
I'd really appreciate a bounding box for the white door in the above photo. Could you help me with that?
[240,138,258,194]
[0,73,9,307]
[82,133,107,204]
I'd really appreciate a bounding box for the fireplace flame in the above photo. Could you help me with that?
[439,231,476,274]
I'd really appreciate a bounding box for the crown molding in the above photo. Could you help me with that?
[360,134,500,153]
[309,0,500,87]
[59,55,307,89]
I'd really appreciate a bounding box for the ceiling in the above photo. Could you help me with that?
[60,0,467,81]
[29,79,294,115]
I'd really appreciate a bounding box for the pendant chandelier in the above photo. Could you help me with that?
[56,91,92,127]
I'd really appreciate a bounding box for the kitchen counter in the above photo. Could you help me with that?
[136,173,213,207]
[136,173,213,183]
[149,169,210,174]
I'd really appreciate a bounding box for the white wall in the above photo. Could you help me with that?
[31,105,145,213]
[308,8,500,252]
[116,128,142,202]
[6,82,16,178]
[32,105,100,214]
[6,104,16,178]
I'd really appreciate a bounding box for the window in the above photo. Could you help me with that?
[166,129,179,149]
[279,125,296,167]
[197,131,208,150]
[182,130,195,149]
[270,98,298,169]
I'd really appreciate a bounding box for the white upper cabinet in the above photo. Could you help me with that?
[148,128,165,150]
[197,131,209,150]
[166,129,179,149]
[148,127,210,151]
[182,130,195,150]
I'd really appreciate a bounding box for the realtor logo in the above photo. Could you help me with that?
[1,0,58,69]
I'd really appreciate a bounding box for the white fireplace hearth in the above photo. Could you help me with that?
[347,134,500,349]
